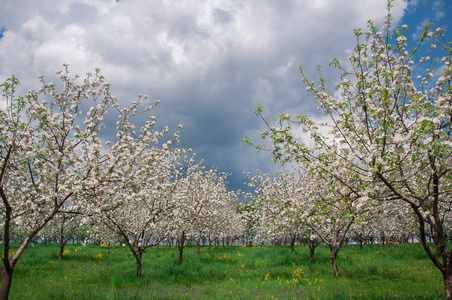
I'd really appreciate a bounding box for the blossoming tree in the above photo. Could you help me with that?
[0,66,167,298]
[45,211,88,260]
[246,167,369,276]
[245,1,452,297]
[93,114,187,277]
[244,170,305,251]
[170,164,241,262]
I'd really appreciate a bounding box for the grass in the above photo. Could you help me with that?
[2,242,445,299]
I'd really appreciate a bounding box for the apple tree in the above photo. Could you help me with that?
[0,66,167,298]
[245,2,452,297]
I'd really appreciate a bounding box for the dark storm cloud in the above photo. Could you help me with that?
[4,0,447,194]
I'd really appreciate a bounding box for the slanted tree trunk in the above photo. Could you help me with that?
[0,188,60,300]
[1,235,43,299]
[407,197,452,300]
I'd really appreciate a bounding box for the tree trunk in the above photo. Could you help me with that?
[208,234,212,252]
[197,237,200,256]
[136,253,142,278]
[178,231,186,264]
[443,270,452,300]
[330,249,339,277]
[307,239,320,264]
[178,244,184,264]
[0,266,14,300]
[58,243,65,261]
[309,246,315,264]
[290,236,295,253]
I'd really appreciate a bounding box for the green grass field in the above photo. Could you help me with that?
[2,242,444,299]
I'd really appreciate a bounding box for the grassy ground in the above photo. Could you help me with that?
[2,242,444,299]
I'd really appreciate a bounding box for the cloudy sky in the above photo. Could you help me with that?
[1,0,451,194]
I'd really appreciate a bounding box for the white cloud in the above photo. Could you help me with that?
[433,0,446,20]
[0,0,417,191]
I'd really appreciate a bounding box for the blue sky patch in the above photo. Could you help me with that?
[0,27,6,39]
